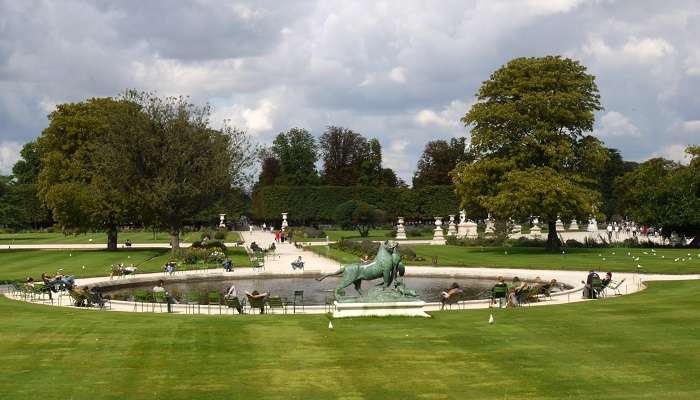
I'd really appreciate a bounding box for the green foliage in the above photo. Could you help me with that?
[413,137,470,188]
[271,127,319,185]
[12,142,41,184]
[333,239,420,261]
[290,226,326,238]
[616,150,700,246]
[455,56,605,250]
[334,200,385,237]
[213,231,226,240]
[191,239,227,253]
[180,247,226,264]
[251,185,459,223]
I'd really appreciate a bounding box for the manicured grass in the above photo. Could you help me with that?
[0,247,251,281]
[0,230,241,245]
[309,244,700,274]
[2,280,700,399]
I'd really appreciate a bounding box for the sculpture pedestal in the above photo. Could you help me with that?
[333,301,430,318]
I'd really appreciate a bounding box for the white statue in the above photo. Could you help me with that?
[218,214,226,228]
[396,217,407,240]
[447,215,457,236]
[431,216,446,245]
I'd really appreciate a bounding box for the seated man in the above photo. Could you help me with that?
[250,242,261,253]
[123,264,138,275]
[224,284,243,314]
[440,282,463,309]
[291,256,304,270]
[124,239,132,247]
[583,270,600,299]
[222,258,233,272]
[245,290,268,314]
[491,276,508,307]
[601,272,612,288]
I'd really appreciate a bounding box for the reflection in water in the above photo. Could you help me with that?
[104,277,506,305]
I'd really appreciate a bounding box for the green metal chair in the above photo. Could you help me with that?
[324,295,336,313]
[224,296,245,314]
[293,290,304,314]
[132,289,150,312]
[267,296,286,314]
[490,285,508,308]
[591,277,603,299]
[207,291,222,314]
[183,292,200,314]
[247,296,267,314]
[153,291,168,312]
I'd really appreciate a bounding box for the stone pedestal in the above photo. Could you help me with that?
[556,217,565,232]
[218,214,226,228]
[511,224,522,234]
[465,220,478,239]
[396,217,407,240]
[447,215,456,236]
[333,301,430,318]
[485,219,495,234]
[431,217,446,245]
[281,213,288,231]
[529,225,542,239]
[569,220,579,231]
[587,217,598,232]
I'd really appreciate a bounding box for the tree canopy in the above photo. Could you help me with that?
[413,137,470,188]
[334,200,385,237]
[454,56,605,249]
[270,128,319,185]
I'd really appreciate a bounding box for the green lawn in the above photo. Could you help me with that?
[0,230,241,245]
[308,244,700,274]
[0,247,251,281]
[2,280,700,399]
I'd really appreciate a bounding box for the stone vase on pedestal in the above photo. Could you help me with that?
[281,213,288,231]
[587,217,598,232]
[396,217,407,240]
[457,210,468,238]
[485,217,495,235]
[465,220,478,239]
[569,219,579,231]
[218,214,226,228]
[447,215,456,236]
[529,217,542,239]
[431,217,446,245]
[556,216,565,232]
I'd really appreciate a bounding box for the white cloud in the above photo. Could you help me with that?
[595,111,641,137]
[652,144,692,164]
[388,66,406,83]
[681,120,700,133]
[415,100,470,128]
[0,141,22,174]
[622,37,675,62]
[212,99,277,135]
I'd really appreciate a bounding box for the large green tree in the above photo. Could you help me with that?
[616,148,700,246]
[454,56,605,249]
[334,200,385,237]
[271,127,319,185]
[100,92,254,253]
[36,98,140,249]
[413,137,470,188]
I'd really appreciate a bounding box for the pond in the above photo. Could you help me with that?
[101,276,566,305]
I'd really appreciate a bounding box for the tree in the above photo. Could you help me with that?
[616,149,700,246]
[334,200,385,237]
[36,98,140,250]
[320,126,368,185]
[454,56,604,250]
[256,148,281,187]
[103,92,255,253]
[271,127,319,185]
[7,141,52,229]
[412,137,470,188]
[12,142,41,184]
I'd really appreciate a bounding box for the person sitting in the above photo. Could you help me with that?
[222,258,233,272]
[440,282,463,309]
[540,279,559,297]
[153,280,166,293]
[361,254,371,264]
[41,272,54,300]
[291,256,305,270]
[491,276,508,307]
[583,270,600,299]
[250,242,261,253]
[224,284,243,314]
[246,290,268,314]
[25,277,35,291]
[601,272,612,288]
[123,264,138,275]
[507,281,529,307]
[164,262,175,275]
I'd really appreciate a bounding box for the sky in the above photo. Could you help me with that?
[1,0,699,181]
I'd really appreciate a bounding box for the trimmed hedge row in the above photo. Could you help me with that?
[251,185,459,223]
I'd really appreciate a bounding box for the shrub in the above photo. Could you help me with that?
[200,229,214,240]
[191,239,227,252]
[214,230,226,240]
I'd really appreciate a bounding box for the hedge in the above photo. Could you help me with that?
[251,185,459,224]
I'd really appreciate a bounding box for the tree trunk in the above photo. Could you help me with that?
[546,219,560,251]
[170,227,180,256]
[107,225,118,251]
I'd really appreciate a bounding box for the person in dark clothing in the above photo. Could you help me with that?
[584,270,600,299]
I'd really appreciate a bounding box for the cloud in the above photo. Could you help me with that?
[621,37,675,62]
[415,100,470,129]
[388,66,407,83]
[595,111,641,137]
[651,144,693,164]
[0,141,22,174]
[681,120,700,133]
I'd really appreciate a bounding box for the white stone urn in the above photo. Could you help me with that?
[281,212,288,231]
[431,216,446,245]
[465,219,478,239]
[457,210,468,238]
[218,214,226,228]
[587,216,598,232]
[555,216,565,232]
[447,214,456,236]
[569,219,579,231]
[396,217,407,240]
